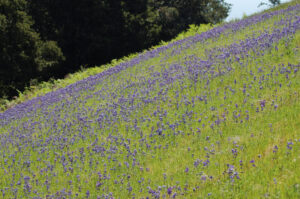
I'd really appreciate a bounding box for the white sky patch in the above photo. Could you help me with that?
[225,0,291,21]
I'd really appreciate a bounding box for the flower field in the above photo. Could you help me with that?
[0,1,300,198]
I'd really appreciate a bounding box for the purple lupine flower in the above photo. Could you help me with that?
[273,145,278,153]
[172,192,177,198]
[260,100,266,110]
[287,142,293,150]
[250,160,256,167]
[185,167,189,173]
[167,187,172,195]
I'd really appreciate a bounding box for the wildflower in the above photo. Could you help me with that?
[185,167,189,173]
[250,160,256,167]
[287,142,293,150]
[260,100,266,110]
[167,187,172,195]
[273,145,278,153]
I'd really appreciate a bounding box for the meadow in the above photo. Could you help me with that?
[0,1,300,198]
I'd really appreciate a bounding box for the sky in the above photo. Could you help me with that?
[225,0,291,21]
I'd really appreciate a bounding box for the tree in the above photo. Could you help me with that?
[258,0,281,8]
[28,0,125,72]
[0,0,64,97]
[147,0,231,42]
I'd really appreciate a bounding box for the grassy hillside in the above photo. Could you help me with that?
[0,1,300,198]
[0,24,214,112]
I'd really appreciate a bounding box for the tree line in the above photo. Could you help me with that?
[0,0,231,99]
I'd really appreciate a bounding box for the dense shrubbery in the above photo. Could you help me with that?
[0,0,64,98]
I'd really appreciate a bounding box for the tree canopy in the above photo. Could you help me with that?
[0,0,64,97]
[259,0,281,7]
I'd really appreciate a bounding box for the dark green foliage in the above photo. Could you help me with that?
[269,0,281,6]
[28,0,231,68]
[28,0,127,74]
[0,0,231,99]
[147,0,231,42]
[0,0,64,97]
[259,0,281,7]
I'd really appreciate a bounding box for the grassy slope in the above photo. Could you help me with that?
[0,1,300,198]
[0,24,214,112]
